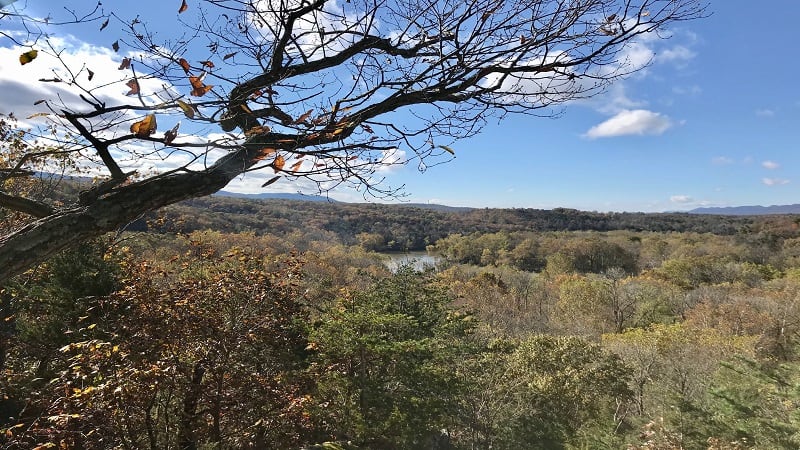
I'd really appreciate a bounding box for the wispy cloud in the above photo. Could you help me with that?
[756,108,775,117]
[712,156,734,165]
[670,195,693,204]
[657,45,696,64]
[584,109,673,139]
[762,160,780,170]
[763,177,790,186]
[672,85,702,95]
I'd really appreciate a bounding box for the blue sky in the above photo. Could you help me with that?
[1,1,798,212]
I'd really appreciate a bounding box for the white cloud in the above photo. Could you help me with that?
[712,156,734,165]
[763,177,790,186]
[756,108,775,117]
[657,45,696,64]
[762,160,780,170]
[584,109,673,139]
[670,195,693,204]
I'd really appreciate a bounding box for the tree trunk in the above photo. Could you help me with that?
[179,359,207,450]
[0,148,258,285]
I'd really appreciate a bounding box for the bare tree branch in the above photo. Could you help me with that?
[0,0,708,283]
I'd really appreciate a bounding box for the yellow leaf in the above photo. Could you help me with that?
[130,114,157,138]
[87,323,97,330]
[19,49,38,65]
[26,112,49,119]
[437,145,455,155]
[176,99,195,119]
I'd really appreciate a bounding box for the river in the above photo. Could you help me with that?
[380,251,442,272]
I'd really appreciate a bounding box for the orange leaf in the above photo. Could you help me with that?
[290,160,303,172]
[178,58,191,74]
[178,0,188,13]
[261,175,281,187]
[244,125,271,137]
[189,74,212,96]
[188,75,204,89]
[253,147,276,161]
[125,79,140,96]
[200,60,215,68]
[19,49,37,65]
[130,114,157,138]
[118,57,131,70]
[272,154,285,172]
[293,109,313,124]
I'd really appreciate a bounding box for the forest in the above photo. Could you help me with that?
[3,196,800,449]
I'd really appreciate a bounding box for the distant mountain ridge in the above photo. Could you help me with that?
[215,191,336,202]
[689,204,800,215]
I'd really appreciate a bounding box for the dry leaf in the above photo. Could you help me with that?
[223,52,237,61]
[178,58,191,74]
[272,154,285,172]
[253,147,276,161]
[112,41,120,52]
[189,76,213,97]
[200,60,215,68]
[261,175,281,187]
[179,0,188,13]
[19,49,37,65]
[290,160,303,172]
[244,125,271,136]
[176,99,195,119]
[87,69,95,81]
[118,57,131,70]
[164,122,180,144]
[100,18,109,31]
[438,145,455,155]
[130,114,157,138]
[293,109,313,124]
[125,79,140,96]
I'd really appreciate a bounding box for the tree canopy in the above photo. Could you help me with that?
[0,0,705,282]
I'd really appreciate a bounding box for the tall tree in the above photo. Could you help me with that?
[0,0,706,282]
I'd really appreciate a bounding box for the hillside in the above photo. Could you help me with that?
[145,196,799,252]
[690,204,800,215]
